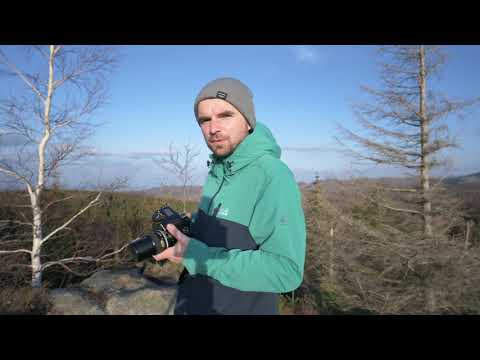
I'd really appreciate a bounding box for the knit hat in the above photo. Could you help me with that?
[194,77,256,131]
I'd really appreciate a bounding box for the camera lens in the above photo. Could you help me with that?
[129,235,158,262]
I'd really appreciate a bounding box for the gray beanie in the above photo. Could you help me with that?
[194,77,256,131]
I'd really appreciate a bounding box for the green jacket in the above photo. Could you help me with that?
[178,122,306,314]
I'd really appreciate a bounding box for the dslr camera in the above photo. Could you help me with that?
[128,205,192,262]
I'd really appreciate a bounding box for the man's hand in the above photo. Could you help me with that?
[153,217,191,264]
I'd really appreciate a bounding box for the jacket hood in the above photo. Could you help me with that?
[208,122,281,176]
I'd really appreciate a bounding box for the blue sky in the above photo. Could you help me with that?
[2,45,480,189]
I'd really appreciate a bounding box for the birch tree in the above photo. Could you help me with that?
[337,45,478,238]
[0,45,118,288]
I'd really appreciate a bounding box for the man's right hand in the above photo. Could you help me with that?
[153,223,191,264]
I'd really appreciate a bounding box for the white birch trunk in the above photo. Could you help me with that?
[419,46,433,238]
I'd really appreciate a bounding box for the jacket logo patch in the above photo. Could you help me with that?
[218,208,229,217]
[280,216,288,225]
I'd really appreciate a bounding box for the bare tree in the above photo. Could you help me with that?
[152,142,199,213]
[337,45,478,238]
[0,45,118,288]
[299,176,480,315]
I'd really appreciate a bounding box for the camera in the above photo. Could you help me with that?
[128,205,192,262]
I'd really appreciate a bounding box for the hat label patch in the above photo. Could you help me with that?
[216,91,228,100]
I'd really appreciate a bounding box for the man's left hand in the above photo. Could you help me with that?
[153,224,191,264]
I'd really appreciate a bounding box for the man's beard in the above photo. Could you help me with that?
[208,138,232,157]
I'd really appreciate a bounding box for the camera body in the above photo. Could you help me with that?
[128,205,192,262]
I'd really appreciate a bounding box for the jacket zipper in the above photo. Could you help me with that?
[207,176,225,215]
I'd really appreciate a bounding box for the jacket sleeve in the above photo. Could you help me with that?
[182,169,306,293]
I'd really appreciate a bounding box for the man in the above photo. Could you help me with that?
[154,77,306,315]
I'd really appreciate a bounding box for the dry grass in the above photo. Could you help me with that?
[298,179,480,315]
[0,286,51,315]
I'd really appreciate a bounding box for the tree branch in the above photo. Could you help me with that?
[42,195,75,213]
[382,187,418,193]
[0,49,45,100]
[0,166,33,190]
[41,261,96,277]
[41,242,131,271]
[97,242,131,261]
[379,203,423,216]
[40,192,102,246]
[0,249,32,255]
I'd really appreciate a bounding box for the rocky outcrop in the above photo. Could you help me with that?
[47,268,177,315]
[47,288,105,315]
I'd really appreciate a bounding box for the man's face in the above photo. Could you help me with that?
[197,98,251,158]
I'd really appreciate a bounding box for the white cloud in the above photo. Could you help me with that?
[293,45,319,64]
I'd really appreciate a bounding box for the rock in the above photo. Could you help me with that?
[47,288,106,315]
[140,261,182,286]
[47,268,178,315]
[105,287,177,315]
[80,269,152,294]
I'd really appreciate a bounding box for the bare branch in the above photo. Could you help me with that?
[382,188,418,193]
[40,192,102,246]
[379,203,423,216]
[41,261,96,277]
[41,257,96,270]
[32,46,50,61]
[0,239,32,246]
[97,242,131,261]
[5,220,33,226]
[42,195,75,213]
[41,242,131,272]
[0,249,32,255]
[0,166,34,190]
[336,125,421,167]
[0,49,45,100]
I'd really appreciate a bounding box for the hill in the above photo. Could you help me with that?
[141,185,203,202]
[445,172,480,186]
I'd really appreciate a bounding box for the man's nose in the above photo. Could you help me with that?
[209,118,221,134]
